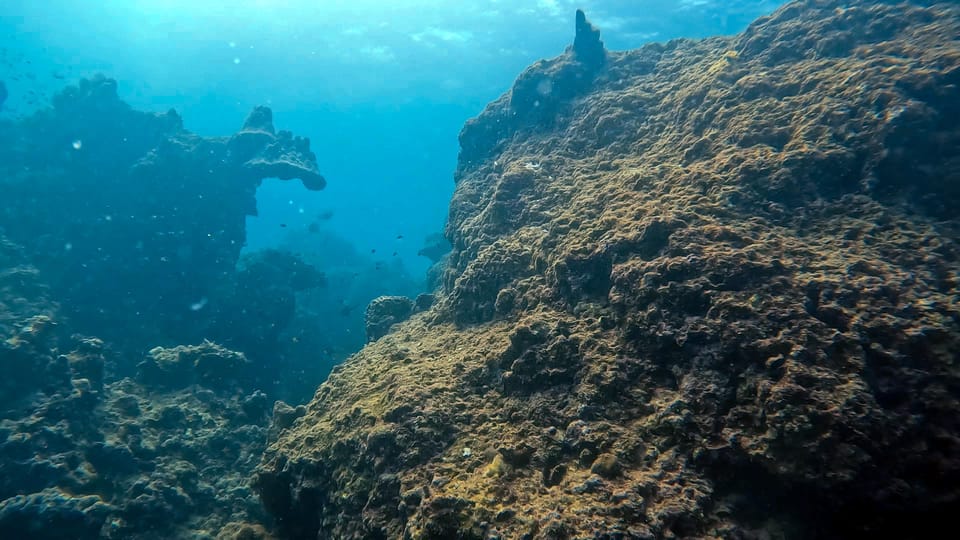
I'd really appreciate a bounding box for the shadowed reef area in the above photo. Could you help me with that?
[255,1,960,539]
[0,77,334,538]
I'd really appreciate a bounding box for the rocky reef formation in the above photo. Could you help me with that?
[365,296,417,342]
[256,2,960,539]
[0,76,333,538]
[0,75,325,360]
[0,265,284,539]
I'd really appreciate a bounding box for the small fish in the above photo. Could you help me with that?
[396,234,404,240]
[317,210,334,221]
[279,223,287,228]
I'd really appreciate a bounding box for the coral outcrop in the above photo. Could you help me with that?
[365,296,417,342]
[0,76,326,358]
[0,294,280,538]
[1,227,292,538]
[256,2,960,539]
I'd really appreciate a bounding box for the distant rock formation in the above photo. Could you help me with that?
[205,249,326,392]
[256,2,960,539]
[230,105,326,191]
[0,75,326,360]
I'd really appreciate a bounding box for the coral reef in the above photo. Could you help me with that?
[0,82,339,538]
[365,296,416,342]
[0,293,280,538]
[0,76,325,359]
[1,227,295,537]
[0,238,54,338]
[137,341,250,390]
[256,2,960,539]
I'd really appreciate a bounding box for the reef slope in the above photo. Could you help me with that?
[256,1,960,538]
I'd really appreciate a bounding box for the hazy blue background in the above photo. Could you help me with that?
[0,0,784,279]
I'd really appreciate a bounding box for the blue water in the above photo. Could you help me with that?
[0,0,783,279]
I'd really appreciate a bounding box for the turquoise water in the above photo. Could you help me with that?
[0,0,783,278]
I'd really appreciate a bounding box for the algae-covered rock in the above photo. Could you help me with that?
[256,2,960,539]
[216,521,277,540]
[0,488,113,540]
[1,233,278,539]
[365,295,416,341]
[138,341,249,390]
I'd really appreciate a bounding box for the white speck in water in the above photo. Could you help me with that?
[288,200,294,205]
[190,298,208,311]
[233,57,241,65]
[64,243,72,251]
[229,41,237,48]
[72,140,82,150]
[298,207,305,214]
[104,215,112,222]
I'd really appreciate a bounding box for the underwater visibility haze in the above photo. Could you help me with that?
[2,0,959,539]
